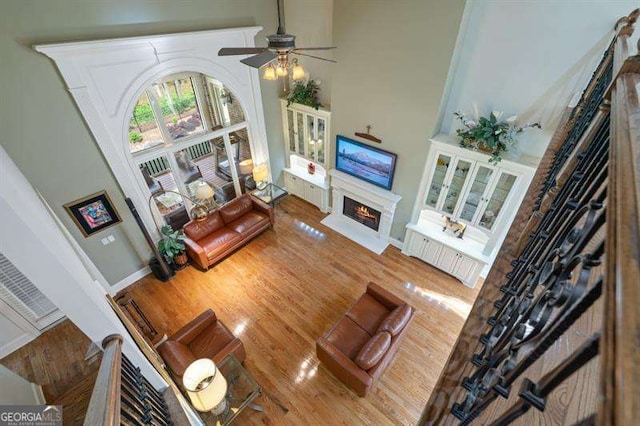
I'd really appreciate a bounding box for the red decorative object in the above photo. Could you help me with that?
[308,162,316,175]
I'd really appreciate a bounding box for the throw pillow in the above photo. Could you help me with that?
[355,331,391,370]
[377,304,412,336]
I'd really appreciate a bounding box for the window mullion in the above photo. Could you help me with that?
[147,88,173,146]
[223,132,242,197]
[165,153,195,213]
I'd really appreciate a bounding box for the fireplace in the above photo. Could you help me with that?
[321,170,401,255]
[343,197,381,232]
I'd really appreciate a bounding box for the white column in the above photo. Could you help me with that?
[0,146,165,389]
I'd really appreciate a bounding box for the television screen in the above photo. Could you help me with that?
[335,135,397,190]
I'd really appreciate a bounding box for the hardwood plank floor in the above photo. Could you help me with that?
[124,196,482,425]
[0,320,99,403]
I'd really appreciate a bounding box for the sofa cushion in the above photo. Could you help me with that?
[355,331,391,370]
[184,212,224,241]
[157,341,196,377]
[198,228,242,259]
[377,304,412,336]
[219,195,253,224]
[346,293,391,335]
[188,321,236,359]
[227,211,269,235]
[326,317,371,360]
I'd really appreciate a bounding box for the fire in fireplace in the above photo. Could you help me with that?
[343,197,381,232]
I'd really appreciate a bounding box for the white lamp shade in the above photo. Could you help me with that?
[238,159,254,175]
[276,65,288,77]
[252,163,269,182]
[183,359,228,412]
[292,64,305,80]
[194,181,214,200]
[263,66,276,81]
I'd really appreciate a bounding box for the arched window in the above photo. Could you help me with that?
[128,72,256,230]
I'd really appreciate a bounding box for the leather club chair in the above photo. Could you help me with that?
[316,282,414,397]
[158,309,246,388]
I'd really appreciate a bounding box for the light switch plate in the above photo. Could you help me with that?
[107,235,115,242]
[101,237,109,246]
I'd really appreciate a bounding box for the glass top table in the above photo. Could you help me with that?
[251,182,288,207]
[199,354,263,425]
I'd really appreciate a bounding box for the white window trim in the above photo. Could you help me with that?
[35,27,271,239]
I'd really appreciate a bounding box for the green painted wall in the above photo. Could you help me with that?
[0,0,284,285]
[331,0,465,240]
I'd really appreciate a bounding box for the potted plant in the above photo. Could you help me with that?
[157,225,188,270]
[454,110,541,164]
[287,79,323,110]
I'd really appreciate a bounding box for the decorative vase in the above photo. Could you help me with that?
[308,162,316,175]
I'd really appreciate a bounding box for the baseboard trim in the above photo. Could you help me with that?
[109,266,151,295]
[32,383,46,404]
[389,237,404,250]
[0,333,36,358]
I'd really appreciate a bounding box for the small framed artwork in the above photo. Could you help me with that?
[64,190,122,237]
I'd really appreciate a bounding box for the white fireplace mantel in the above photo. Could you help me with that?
[321,170,401,254]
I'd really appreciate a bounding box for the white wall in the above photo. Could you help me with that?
[438,0,637,159]
[0,312,34,358]
[0,365,43,404]
[0,146,165,389]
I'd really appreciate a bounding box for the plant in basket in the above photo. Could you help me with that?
[454,110,541,164]
[157,225,188,270]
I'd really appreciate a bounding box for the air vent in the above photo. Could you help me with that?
[0,252,59,329]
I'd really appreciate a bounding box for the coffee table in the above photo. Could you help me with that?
[200,354,263,425]
[251,183,288,211]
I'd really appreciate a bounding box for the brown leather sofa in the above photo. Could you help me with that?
[183,194,274,270]
[158,309,246,389]
[316,282,414,397]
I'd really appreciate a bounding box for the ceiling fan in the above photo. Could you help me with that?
[218,0,336,80]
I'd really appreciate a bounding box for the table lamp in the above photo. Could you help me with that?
[194,181,215,213]
[252,163,269,190]
[183,359,228,415]
[238,159,254,176]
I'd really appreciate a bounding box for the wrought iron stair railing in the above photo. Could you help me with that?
[83,335,174,426]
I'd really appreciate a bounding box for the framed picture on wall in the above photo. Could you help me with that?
[64,190,122,237]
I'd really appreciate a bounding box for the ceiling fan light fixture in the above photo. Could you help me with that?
[263,65,277,81]
[292,59,305,80]
[276,64,288,77]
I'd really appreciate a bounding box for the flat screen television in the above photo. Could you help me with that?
[335,135,397,190]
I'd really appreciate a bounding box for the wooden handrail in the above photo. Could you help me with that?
[83,334,122,426]
[601,36,640,426]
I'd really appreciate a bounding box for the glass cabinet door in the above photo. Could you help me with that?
[459,165,494,222]
[479,171,517,231]
[442,159,473,215]
[425,153,452,208]
[296,111,305,156]
[317,118,326,164]
[306,115,316,161]
[287,109,296,152]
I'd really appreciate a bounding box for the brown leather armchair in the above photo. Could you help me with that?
[183,194,274,270]
[158,309,246,388]
[316,282,414,397]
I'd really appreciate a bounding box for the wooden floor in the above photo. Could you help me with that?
[0,320,99,403]
[124,196,481,425]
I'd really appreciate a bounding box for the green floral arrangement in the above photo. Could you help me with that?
[287,79,322,110]
[454,110,541,164]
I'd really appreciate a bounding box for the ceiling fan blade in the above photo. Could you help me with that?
[293,47,337,51]
[240,51,278,68]
[218,47,268,56]
[291,52,337,63]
